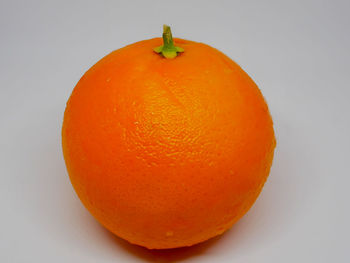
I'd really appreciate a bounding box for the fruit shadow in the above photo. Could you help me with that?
[102,228,225,262]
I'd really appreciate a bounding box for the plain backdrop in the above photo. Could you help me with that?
[1,0,349,262]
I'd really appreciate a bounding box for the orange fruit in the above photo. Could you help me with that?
[62,25,276,249]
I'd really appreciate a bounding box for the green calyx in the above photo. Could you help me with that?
[154,25,184,59]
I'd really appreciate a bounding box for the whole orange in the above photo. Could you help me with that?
[62,26,276,249]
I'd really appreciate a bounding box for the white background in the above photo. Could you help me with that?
[1,0,349,262]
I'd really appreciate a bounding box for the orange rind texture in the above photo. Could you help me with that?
[62,38,276,249]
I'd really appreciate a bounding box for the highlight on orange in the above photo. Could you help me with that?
[62,25,276,249]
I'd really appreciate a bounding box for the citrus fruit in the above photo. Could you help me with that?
[62,25,276,249]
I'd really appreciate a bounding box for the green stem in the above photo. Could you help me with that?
[154,25,184,59]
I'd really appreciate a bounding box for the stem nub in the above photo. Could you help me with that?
[154,25,184,59]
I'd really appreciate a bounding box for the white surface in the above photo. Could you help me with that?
[1,0,349,262]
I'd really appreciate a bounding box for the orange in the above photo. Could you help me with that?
[62,25,276,249]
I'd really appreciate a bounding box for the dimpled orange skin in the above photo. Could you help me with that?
[62,37,276,249]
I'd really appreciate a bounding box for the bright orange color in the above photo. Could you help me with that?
[62,37,276,249]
